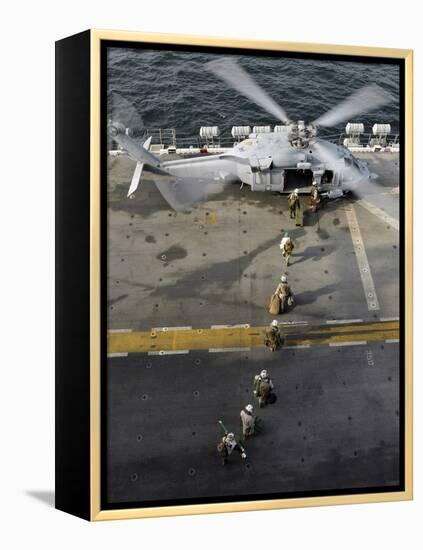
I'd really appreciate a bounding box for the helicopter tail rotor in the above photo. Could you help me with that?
[126,136,154,198]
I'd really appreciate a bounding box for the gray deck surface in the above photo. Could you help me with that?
[106,152,401,505]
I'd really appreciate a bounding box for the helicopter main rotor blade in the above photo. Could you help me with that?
[313,84,393,128]
[312,140,345,168]
[312,139,368,185]
[206,57,290,124]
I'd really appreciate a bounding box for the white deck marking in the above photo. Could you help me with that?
[109,328,133,333]
[326,319,363,325]
[355,199,399,231]
[329,341,367,347]
[385,339,400,344]
[209,347,251,353]
[278,320,309,326]
[148,350,190,356]
[211,324,250,329]
[345,205,380,311]
[380,316,400,322]
[107,352,129,357]
[285,344,311,349]
[152,326,192,332]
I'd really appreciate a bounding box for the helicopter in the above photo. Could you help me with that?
[108,57,394,212]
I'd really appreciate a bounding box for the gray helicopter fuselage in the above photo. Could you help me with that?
[160,128,370,193]
[110,57,389,209]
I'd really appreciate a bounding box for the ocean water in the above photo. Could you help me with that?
[106,46,400,142]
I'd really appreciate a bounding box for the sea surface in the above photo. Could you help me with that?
[106,46,400,143]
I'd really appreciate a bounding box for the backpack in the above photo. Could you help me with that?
[217,441,226,454]
[268,392,277,405]
[259,380,271,397]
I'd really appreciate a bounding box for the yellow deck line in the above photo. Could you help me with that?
[107,320,400,354]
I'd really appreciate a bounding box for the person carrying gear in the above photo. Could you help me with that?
[240,404,256,439]
[288,189,300,219]
[253,369,274,408]
[279,232,295,266]
[309,180,321,212]
[264,320,283,352]
[274,275,294,313]
[217,423,247,465]
[295,199,304,227]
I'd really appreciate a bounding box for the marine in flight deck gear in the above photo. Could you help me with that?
[264,320,283,351]
[217,422,247,465]
[280,232,295,266]
[274,275,294,313]
[309,180,321,212]
[288,189,300,219]
[253,369,274,407]
[240,404,256,439]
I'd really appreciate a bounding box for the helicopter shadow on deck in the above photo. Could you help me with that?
[108,174,248,220]
[149,234,282,303]
[293,282,339,307]
[290,244,335,267]
[148,232,339,315]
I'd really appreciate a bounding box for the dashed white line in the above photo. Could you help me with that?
[148,350,190,356]
[211,324,250,329]
[326,319,363,325]
[108,329,133,333]
[209,347,251,353]
[345,205,380,311]
[285,344,311,349]
[278,320,309,326]
[380,316,400,322]
[329,341,367,347]
[385,339,400,344]
[107,352,129,357]
[152,326,192,332]
[355,198,399,231]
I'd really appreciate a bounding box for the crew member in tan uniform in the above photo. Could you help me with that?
[240,404,256,439]
[264,319,283,351]
[288,188,300,219]
[253,369,274,408]
[275,275,294,313]
[280,232,295,266]
[310,180,321,212]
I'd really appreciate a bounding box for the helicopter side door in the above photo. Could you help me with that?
[250,157,284,192]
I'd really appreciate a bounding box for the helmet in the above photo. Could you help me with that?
[312,180,317,186]
[260,369,268,379]
[284,232,289,238]
[271,320,279,327]
[226,432,234,440]
[281,275,287,282]
[246,404,254,413]
[294,188,299,193]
